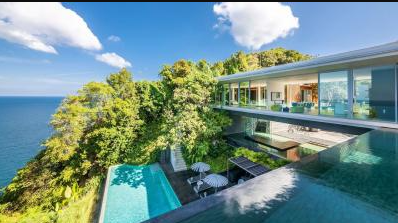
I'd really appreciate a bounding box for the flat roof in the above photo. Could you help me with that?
[218,41,398,83]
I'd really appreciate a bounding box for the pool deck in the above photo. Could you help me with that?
[160,162,200,205]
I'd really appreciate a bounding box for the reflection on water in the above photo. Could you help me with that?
[298,129,398,214]
[111,164,145,188]
[179,129,398,223]
[223,168,298,216]
[103,164,181,223]
[181,167,397,223]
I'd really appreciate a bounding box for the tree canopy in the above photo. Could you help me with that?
[160,60,231,162]
[0,69,144,212]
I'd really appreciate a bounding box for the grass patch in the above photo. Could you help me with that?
[0,185,100,223]
[56,187,99,223]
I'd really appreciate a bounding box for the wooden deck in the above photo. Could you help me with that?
[160,162,199,205]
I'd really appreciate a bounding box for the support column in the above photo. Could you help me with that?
[318,73,321,115]
[395,64,398,123]
[248,81,251,106]
[347,69,354,119]
[228,83,231,106]
[221,84,225,107]
[238,82,241,106]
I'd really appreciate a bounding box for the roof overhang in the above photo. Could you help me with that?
[217,41,398,83]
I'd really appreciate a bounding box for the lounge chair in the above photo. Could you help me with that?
[187,173,206,185]
[247,165,269,177]
[193,180,212,194]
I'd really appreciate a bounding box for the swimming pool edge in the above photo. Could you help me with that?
[98,164,116,223]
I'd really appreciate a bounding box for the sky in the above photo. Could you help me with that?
[1,2,398,96]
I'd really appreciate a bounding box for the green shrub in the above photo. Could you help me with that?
[203,155,230,173]
[290,106,304,113]
[233,147,289,169]
[270,104,282,112]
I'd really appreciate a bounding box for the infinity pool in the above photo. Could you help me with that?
[100,164,181,223]
[175,129,398,223]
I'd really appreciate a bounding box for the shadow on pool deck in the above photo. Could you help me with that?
[160,162,199,205]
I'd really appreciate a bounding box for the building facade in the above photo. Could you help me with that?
[215,42,398,130]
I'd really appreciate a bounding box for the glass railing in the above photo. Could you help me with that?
[216,102,319,116]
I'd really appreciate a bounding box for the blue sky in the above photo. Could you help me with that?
[1,2,398,96]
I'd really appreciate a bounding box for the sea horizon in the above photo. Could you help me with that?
[0,96,62,188]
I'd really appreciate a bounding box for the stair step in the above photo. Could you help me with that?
[170,145,188,172]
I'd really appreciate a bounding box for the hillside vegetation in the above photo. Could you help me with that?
[0,48,310,222]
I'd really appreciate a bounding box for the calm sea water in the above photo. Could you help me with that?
[0,97,62,188]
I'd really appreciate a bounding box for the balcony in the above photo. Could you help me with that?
[214,65,398,130]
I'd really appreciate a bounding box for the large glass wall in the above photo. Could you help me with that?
[239,81,250,106]
[319,70,349,117]
[353,65,396,121]
[230,83,239,105]
[217,64,397,124]
[281,73,318,115]
[249,80,267,107]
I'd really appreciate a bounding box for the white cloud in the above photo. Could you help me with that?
[95,52,131,69]
[213,2,299,50]
[107,35,121,42]
[0,2,102,54]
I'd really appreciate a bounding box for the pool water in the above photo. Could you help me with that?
[100,164,181,223]
[178,129,398,223]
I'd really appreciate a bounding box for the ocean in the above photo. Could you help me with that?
[0,97,63,188]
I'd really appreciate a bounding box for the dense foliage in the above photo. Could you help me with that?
[0,47,310,222]
[161,60,231,163]
[0,69,145,212]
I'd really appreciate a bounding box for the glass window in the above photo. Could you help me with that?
[250,80,267,107]
[250,87,257,105]
[230,83,239,105]
[353,65,395,122]
[239,81,250,106]
[261,87,267,101]
[319,70,349,117]
[222,84,230,106]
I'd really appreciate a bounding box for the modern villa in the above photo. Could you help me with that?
[210,41,398,162]
[214,41,398,130]
[102,42,398,223]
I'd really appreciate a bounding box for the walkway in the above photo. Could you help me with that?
[160,162,199,205]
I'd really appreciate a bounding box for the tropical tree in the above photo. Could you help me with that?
[160,60,231,162]
[0,69,143,212]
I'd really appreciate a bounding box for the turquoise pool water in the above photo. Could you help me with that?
[178,129,398,223]
[101,164,181,223]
